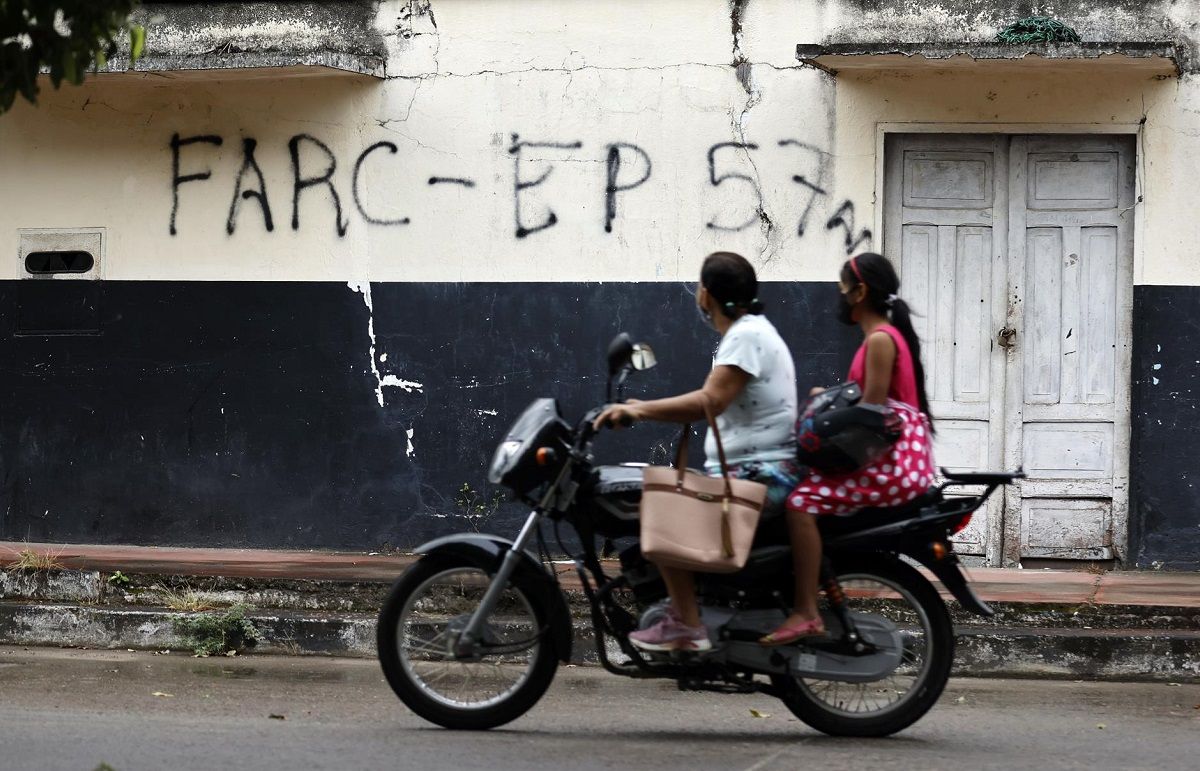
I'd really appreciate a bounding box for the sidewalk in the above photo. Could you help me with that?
[3,540,1198,607]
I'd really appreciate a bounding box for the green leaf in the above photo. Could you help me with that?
[63,50,80,85]
[130,24,145,61]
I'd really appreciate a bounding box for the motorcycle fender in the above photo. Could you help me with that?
[415,534,574,662]
[911,553,994,617]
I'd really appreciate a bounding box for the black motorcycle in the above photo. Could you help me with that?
[377,334,1022,736]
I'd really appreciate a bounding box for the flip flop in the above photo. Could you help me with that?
[758,618,826,647]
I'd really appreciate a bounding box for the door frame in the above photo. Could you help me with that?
[874,123,1142,566]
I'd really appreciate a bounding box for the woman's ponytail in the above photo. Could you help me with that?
[886,296,933,423]
[842,252,935,429]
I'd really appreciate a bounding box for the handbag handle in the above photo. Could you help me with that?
[671,395,734,500]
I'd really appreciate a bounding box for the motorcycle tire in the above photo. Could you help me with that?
[377,554,560,730]
[772,555,954,737]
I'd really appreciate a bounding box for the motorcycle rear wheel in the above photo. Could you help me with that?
[377,555,559,730]
[772,555,954,737]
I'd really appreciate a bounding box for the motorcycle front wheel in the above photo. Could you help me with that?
[376,555,559,730]
[772,555,954,737]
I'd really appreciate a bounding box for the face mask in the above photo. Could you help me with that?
[836,290,856,326]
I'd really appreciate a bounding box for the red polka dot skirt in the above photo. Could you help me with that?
[787,400,935,516]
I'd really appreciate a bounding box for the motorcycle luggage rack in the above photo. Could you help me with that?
[939,467,1026,487]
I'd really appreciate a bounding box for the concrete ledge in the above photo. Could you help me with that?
[3,602,1197,681]
[956,627,1200,681]
[98,1,387,78]
[797,41,1182,76]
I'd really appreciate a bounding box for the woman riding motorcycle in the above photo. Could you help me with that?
[593,251,823,652]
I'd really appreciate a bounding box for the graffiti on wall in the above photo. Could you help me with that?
[169,132,871,253]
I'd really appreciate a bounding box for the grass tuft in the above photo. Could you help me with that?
[155,583,228,613]
[6,547,65,572]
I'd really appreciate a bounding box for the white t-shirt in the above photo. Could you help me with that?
[703,314,798,473]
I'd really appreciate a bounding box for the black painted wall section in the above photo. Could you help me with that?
[0,280,854,550]
[1129,286,1200,570]
[5,279,1193,566]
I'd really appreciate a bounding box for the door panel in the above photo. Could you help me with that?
[1026,152,1119,210]
[1082,227,1119,403]
[1020,499,1112,559]
[885,133,1134,566]
[1024,227,1064,403]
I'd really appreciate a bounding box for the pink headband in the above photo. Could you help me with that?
[849,256,865,285]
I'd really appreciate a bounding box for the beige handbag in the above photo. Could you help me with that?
[639,400,768,573]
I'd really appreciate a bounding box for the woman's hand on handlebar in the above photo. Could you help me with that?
[592,399,643,431]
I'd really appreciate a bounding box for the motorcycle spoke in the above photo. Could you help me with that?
[395,566,540,710]
[797,573,935,718]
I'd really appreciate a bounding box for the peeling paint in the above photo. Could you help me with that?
[406,427,416,458]
[348,281,424,406]
[348,280,387,407]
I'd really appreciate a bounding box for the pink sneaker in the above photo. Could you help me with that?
[629,611,712,652]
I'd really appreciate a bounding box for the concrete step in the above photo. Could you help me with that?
[1,568,393,613]
[2,600,1197,682]
[4,568,1198,630]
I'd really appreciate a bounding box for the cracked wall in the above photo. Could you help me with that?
[3,0,1200,559]
[9,0,1200,283]
[1,1,867,285]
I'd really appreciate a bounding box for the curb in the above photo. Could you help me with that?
[3,601,1197,681]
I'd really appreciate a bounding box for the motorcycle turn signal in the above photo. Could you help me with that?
[535,447,558,466]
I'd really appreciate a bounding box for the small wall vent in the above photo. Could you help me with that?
[16,228,105,335]
[19,228,103,280]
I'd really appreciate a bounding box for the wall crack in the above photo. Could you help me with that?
[728,0,775,265]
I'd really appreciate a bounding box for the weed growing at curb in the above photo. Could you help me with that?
[156,583,227,612]
[6,547,64,572]
[171,603,262,657]
[107,571,132,588]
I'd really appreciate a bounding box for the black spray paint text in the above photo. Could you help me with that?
[169,132,871,252]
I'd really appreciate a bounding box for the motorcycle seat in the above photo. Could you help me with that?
[748,489,945,549]
[817,489,944,539]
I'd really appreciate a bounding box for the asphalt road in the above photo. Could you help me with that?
[0,646,1196,771]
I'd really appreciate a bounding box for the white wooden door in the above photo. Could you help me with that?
[1003,136,1135,563]
[884,134,1134,566]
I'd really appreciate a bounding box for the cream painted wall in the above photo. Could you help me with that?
[1,0,1198,285]
[829,67,1194,285]
[0,0,855,284]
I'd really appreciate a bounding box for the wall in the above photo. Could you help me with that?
[0,0,1197,565]
[0,1,866,549]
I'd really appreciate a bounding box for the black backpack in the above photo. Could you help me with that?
[794,382,902,475]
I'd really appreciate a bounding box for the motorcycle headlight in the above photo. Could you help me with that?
[488,440,524,483]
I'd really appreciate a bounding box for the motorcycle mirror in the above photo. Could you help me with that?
[630,343,656,371]
[606,333,634,376]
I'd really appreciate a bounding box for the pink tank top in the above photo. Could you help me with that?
[847,325,920,409]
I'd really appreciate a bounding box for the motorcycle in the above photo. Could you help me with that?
[377,334,1023,736]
